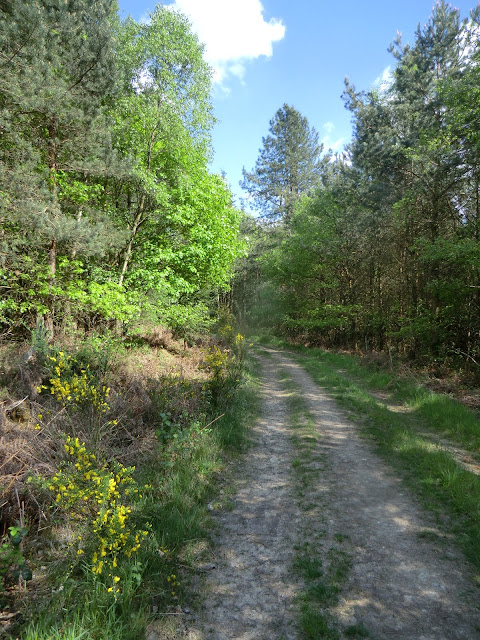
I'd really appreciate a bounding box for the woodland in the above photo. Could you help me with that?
[1,0,480,375]
[1,1,480,638]
[238,2,480,377]
[0,0,244,342]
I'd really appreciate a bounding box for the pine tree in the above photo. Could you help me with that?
[241,104,324,223]
[0,0,122,330]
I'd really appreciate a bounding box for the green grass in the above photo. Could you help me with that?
[286,347,480,572]
[344,622,373,638]
[406,389,480,451]
[293,536,360,640]
[19,353,261,640]
[283,344,480,453]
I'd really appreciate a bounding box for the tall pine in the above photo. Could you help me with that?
[241,104,323,223]
[0,0,121,331]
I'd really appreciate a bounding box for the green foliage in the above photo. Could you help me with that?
[0,261,51,329]
[0,526,31,599]
[30,321,52,364]
[107,7,243,324]
[159,301,213,342]
[0,0,123,328]
[0,2,243,338]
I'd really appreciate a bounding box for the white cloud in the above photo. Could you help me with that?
[321,122,345,153]
[330,137,345,152]
[373,65,393,91]
[167,0,285,84]
[322,135,345,152]
[323,121,335,134]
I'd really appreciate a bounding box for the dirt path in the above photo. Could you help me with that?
[184,351,303,640]
[183,349,480,639]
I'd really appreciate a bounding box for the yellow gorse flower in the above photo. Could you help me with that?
[39,351,110,413]
[204,345,229,376]
[48,434,151,591]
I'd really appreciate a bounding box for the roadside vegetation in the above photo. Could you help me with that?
[0,321,257,639]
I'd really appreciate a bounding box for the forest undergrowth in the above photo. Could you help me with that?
[0,322,257,639]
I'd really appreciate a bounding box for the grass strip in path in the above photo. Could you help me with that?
[278,369,372,640]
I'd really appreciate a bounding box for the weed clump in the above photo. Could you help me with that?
[0,525,31,604]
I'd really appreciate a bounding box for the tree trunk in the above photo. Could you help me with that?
[118,206,143,286]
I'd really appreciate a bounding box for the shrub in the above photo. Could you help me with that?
[38,351,110,413]
[46,435,150,595]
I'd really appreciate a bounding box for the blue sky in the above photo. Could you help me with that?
[117,0,479,206]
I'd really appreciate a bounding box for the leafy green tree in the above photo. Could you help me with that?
[108,7,243,319]
[110,7,214,287]
[241,104,324,223]
[339,1,471,357]
[0,2,244,335]
[440,7,480,239]
[121,169,243,300]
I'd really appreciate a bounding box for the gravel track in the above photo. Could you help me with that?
[181,348,480,639]
[270,348,480,639]
[184,351,302,640]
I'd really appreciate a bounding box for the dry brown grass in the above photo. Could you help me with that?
[0,410,57,536]
[0,330,214,536]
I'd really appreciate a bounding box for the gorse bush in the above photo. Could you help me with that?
[202,331,248,408]
[47,435,150,595]
[204,345,229,377]
[232,332,247,363]
[38,351,110,413]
